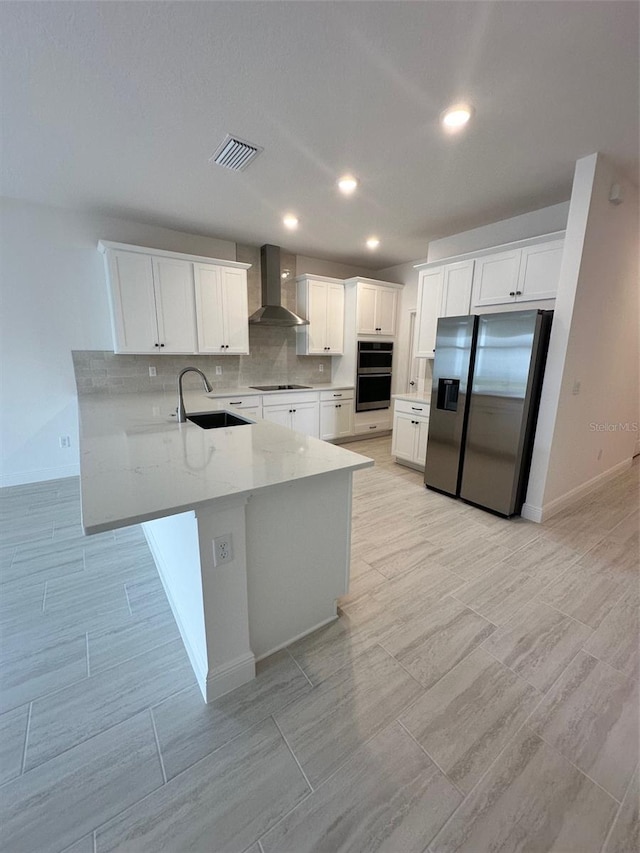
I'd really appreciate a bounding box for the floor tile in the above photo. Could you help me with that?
[528,651,639,801]
[452,562,546,626]
[95,718,309,853]
[261,722,461,853]
[430,534,512,580]
[43,571,130,622]
[358,531,445,579]
[25,637,195,770]
[498,535,582,585]
[62,836,94,853]
[1,630,87,713]
[584,599,639,679]
[338,557,387,605]
[0,525,53,549]
[125,575,173,618]
[287,611,377,684]
[384,595,496,690]
[274,645,423,787]
[429,729,619,853]
[0,703,29,785]
[0,711,163,853]
[400,647,540,793]
[538,564,625,629]
[88,609,180,674]
[2,538,85,587]
[0,580,45,630]
[602,768,639,853]
[481,600,592,692]
[153,650,312,779]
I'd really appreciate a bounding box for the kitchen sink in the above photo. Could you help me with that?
[249,384,312,391]
[187,411,252,429]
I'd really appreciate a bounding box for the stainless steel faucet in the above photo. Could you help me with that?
[176,367,213,423]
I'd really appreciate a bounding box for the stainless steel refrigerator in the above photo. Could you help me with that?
[424,309,553,517]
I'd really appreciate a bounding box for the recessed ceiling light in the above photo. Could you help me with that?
[338,175,358,195]
[283,214,299,230]
[441,103,474,131]
[366,236,380,250]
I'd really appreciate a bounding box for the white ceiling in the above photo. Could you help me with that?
[2,1,638,268]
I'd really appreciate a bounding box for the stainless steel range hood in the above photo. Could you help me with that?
[248,244,308,326]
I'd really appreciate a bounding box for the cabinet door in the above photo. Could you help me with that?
[307,280,328,353]
[324,283,344,353]
[356,283,378,335]
[441,261,474,317]
[391,412,417,461]
[152,257,197,353]
[415,268,443,357]
[262,405,292,428]
[320,401,339,440]
[220,268,249,354]
[239,406,261,421]
[376,286,398,335]
[516,240,563,302]
[107,250,159,353]
[292,401,319,438]
[471,250,521,307]
[194,264,225,353]
[415,418,430,467]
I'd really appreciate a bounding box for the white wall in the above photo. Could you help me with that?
[295,254,373,280]
[426,201,570,262]
[524,154,639,517]
[0,198,235,486]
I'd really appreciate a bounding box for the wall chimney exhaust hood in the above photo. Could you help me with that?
[248,245,309,326]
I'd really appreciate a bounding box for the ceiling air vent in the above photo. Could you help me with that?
[209,134,263,171]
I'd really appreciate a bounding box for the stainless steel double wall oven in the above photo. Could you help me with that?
[356,341,393,411]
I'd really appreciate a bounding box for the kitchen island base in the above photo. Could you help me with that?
[143,469,353,702]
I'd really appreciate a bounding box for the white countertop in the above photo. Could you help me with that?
[79,391,372,535]
[393,392,431,406]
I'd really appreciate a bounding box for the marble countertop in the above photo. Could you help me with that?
[393,392,431,406]
[79,391,372,535]
[205,383,354,398]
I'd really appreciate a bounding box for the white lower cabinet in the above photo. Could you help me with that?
[391,399,430,469]
[320,390,354,440]
[262,393,320,438]
[214,395,262,422]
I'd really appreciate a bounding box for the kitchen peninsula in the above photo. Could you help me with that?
[79,390,373,702]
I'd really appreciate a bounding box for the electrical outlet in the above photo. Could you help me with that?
[213,534,233,566]
[215,365,223,376]
[59,435,71,449]
[318,364,324,372]
[572,380,581,395]
[149,365,157,377]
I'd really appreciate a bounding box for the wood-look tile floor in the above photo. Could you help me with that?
[0,439,638,853]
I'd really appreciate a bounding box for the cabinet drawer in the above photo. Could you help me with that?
[263,391,318,407]
[394,399,430,417]
[320,388,354,402]
[214,395,262,409]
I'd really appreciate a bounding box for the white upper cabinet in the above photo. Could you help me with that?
[470,237,564,309]
[356,281,398,335]
[296,276,345,355]
[105,249,196,353]
[516,240,564,302]
[194,264,249,354]
[414,260,474,358]
[99,241,250,355]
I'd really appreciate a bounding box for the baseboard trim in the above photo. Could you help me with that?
[522,457,633,523]
[254,613,338,663]
[0,464,80,488]
[206,653,256,702]
[142,523,209,701]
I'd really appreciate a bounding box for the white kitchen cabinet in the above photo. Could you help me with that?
[391,398,430,470]
[356,282,398,336]
[296,276,344,355]
[214,395,261,421]
[194,264,249,354]
[470,238,563,309]
[99,241,251,356]
[414,261,474,358]
[262,392,320,438]
[353,408,393,436]
[104,249,197,354]
[319,389,354,440]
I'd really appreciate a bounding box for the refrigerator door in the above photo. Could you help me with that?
[459,310,550,516]
[424,315,477,496]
